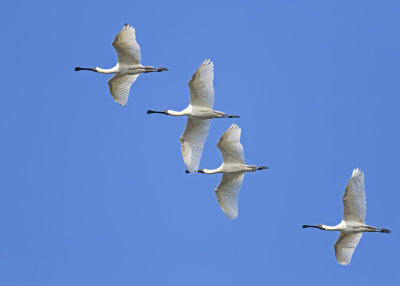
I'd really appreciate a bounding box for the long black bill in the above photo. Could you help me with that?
[147,110,167,115]
[302,225,322,229]
[75,67,96,72]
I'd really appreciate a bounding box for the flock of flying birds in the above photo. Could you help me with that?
[75,24,390,266]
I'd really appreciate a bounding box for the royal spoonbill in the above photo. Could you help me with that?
[302,168,390,265]
[192,123,268,220]
[147,59,239,173]
[75,23,168,106]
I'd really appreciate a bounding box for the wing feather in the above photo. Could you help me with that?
[112,24,141,66]
[343,168,366,223]
[334,232,362,265]
[108,74,139,106]
[217,123,244,165]
[180,118,210,173]
[215,173,245,220]
[188,59,214,109]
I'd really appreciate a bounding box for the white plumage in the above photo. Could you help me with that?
[197,124,268,220]
[215,173,245,220]
[343,168,366,223]
[75,24,168,106]
[302,169,390,265]
[147,59,239,173]
[180,118,211,173]
[189,59,215,109]
[112,24,141,66]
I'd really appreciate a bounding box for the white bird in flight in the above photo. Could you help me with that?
[302,168,390,265]
[147,59,239,173]
[75,23,168,106]
[194,123,268,220]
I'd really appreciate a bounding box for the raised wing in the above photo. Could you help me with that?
[334,232,362,265]
[215,173,245,220]
[180,118,210,173]
[108,74,139,106]
[112,24,141,66]
[217,123,244,165]
[343,168,366,223]
[188,59,214,109]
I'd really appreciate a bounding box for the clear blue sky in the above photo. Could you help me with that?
[0,1,399,285]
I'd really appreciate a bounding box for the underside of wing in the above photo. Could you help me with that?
[180,118,210,173]
[334,232,362,265]
[112,24,141,66]
[215,173,245,220]
[343,168,366,223]
[188,59,214,109]
[108,74,139,106]
[217,123,244,165]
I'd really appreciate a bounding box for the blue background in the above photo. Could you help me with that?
[0,0,399,285]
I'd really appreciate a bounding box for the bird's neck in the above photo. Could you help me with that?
[166,110,185,116]
[202,168,222,174]
[95,66,118,74]
[321,224,343,231]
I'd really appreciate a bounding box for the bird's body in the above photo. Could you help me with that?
[196,124,268,220]
[158,105,231,119]
[314,220,389,233]
[199,164,266,174]
[75,24,167,106]
[302,169,390,265]
[147,59,239,173]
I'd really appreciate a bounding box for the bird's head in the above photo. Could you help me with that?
[146,110,169,115]
[302,224,324,230]
[74,67,97,72]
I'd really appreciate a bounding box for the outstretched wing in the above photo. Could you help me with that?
[108,74,139,106]
[217,123,244,165]
[180,118,210,173]
[112,24,141,66]
[188,59,214,109]
[215,173,245,220]
[343,168,366,223]
[334,232,362,265]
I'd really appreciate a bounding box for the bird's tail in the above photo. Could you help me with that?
[245,165,269,172]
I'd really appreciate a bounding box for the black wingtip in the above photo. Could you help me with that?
[185,170,190,173]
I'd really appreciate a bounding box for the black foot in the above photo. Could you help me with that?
[227,115,240,118]
[257,166,269,170]
[185,170,190,173]
[157,67,168,72]
[380,228,391,234]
